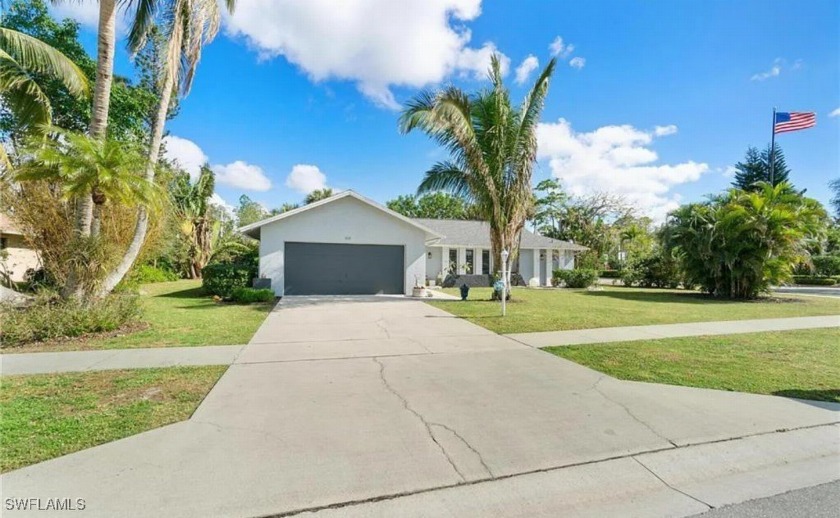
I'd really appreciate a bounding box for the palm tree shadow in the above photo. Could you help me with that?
[582,289,800,305]
[156,287,206,299]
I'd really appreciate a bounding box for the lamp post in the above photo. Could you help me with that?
[501,248,509,316]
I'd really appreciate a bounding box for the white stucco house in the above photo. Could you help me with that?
[239,191,586,296]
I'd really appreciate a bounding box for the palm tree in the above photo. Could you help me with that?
[400,55,556,286]
[0,26,89,169]
[100,0,236,295]
[16,128,159,297]
[304,188,334,204]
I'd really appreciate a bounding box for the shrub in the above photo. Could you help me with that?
[202,260,257,298]
[600,269,621,278]
[620,251,682,289]
[231,287,275,303]
[128,264,180,284]
[553,268,599,288]
[812,255,840,277]
[791,276,838,286]
[0,295,142,346]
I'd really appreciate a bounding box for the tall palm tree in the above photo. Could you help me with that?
[400,55,556,284]
[304,188,334,204]
[0,27,89,169]
[100,0,236,295]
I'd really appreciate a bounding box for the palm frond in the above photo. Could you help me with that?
[0,27,89,98]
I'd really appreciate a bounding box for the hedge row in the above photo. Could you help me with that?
[791,276,839,286]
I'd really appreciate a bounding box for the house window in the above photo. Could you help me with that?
[465,249,474,274]
[482,250,490,274]
[448,248,458,274]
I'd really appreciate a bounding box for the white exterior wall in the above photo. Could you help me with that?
[518,249,535,285]
[258,197,428,296]
[425,247,443,282]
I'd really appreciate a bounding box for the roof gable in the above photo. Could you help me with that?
[237,191,443,240]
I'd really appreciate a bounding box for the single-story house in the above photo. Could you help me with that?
[0,213,40,283]
[239,190,586,296]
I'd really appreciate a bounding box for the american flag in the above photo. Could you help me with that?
[774,111,816,134]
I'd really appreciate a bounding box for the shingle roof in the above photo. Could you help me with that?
[413,218,587,251]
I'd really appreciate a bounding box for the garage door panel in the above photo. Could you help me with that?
[285,242,404,295]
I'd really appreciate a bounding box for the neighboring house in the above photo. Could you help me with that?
[239,191,586,296]
[0,213,40,283]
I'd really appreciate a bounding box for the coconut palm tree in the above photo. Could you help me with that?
[100,0,236,295]
[400,55,556,285]
[0,26,89,169]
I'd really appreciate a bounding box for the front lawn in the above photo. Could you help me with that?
[2,280,273,353]
[0,366,226,472]
[546,328,840,403]
[428,287,840,334]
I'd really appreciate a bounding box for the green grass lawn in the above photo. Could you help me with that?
[546,328,840,403]
[3,280,273,353]
[0,366,226,472]
[428,287,840,334]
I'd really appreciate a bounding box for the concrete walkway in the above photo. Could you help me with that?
[0,345,243,376]
[2,297,838,517]
[506,314,840,348]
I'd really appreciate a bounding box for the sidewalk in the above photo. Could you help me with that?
[0,345,243,376]
[506,315,840,348]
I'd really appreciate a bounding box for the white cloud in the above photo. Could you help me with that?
[162,136,208,179]
[454,42,510,80]
[722,166,738,179]
[537,119,708,222]
[569,57,586,70]
[829,107,840,118]
[224,0,508,109]
[750,58,803,81]
[212,161,272,191]
[285,164,327,194]
[548,36,574,59]
[654,125,678,137]
[514,55,539,85]
[50,0,133,33]
[163,135,271,191]
[209,193,236,218]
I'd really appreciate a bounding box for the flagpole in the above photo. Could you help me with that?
[769,107,776,186]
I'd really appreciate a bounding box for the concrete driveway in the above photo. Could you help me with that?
[3,297,838,517]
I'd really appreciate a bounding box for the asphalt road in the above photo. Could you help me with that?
[774,286,840,298]
[690,481,840,518]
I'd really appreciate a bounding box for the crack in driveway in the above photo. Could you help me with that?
[631,456,714,510]
[372,357,469,481]
[591,377,679,448]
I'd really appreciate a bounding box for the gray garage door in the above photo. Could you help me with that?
[284,242,404,295]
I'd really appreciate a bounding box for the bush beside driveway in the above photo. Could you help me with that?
[428,286,840,334]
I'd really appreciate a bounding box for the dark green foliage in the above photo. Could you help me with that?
[386,192,479,219]
[665,182,825,299]
[620,250,683,289]
[731,144,791,190]
[235,195,268,227]
[201,249,258,298]
[830,178,840,220]
[1,295,141,345]
[811,255,840,276]
[600,270,621,278]
[0,0,158,143]
[304,188,334,205]
[552,268,599,288]
[791,276,838,286]
[231,287,275,303]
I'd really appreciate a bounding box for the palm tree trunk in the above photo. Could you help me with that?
[63,0,116,299]
[98,69,176,296]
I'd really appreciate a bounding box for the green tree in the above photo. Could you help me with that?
[101,0,237,295]
[400,55,556,282]
[386,192,475,219]
[0,0,156,144]
[235,195,268,227]
[0,26,88,133]
[829,178,840,220]
[665,182,825,299]
[304,188,334,204]
[731,144,791,190]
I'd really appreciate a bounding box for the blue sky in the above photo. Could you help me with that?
[57,0,839,220]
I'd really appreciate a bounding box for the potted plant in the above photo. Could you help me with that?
[412,276,428,297]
